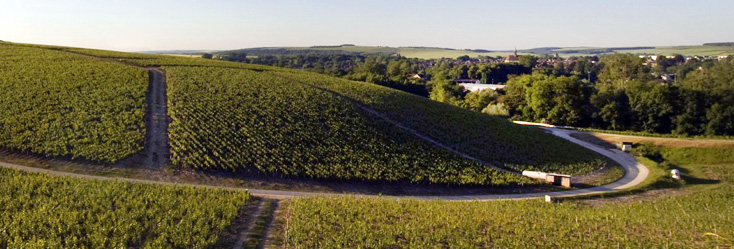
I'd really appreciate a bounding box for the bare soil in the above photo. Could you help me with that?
[142,68,170,168]
[582,132,734,149]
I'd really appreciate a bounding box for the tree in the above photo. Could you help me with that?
[705,103,734,135]
[504,73,591,125]
[201,53,213,59]
[591,84,632,130]
[519,55,538,68]
[625,82,677,133]
[673,90,707,135]
[429,79,466,105]
[461,90,497,112]
[598,53,652,87]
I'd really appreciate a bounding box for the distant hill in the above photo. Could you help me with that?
[703,42,734,46]
[207,43,734,59]
[138,49,217,55]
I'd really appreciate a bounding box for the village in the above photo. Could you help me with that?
[441,51,733,92]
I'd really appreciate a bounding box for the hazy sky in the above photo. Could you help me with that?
[2,0,733,52]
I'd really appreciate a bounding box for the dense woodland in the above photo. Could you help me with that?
[500,55,734,135]
[216,51,734,136]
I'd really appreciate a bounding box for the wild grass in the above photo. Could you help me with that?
[281,145,734,248]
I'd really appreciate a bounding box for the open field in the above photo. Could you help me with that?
[213,44,734,59]
[0,167,250,248]
[278,145,733,248]
[618,45,734,56]
[394,47,520,59]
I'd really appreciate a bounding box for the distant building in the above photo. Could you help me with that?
[459,83,507,92]
[661,74,675,82]
[407,73,423,79]
[454,79,481,84]
[504,47,520,63]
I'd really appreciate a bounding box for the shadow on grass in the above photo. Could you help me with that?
[569,132,618,149]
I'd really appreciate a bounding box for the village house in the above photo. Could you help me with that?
[458,83,507,92]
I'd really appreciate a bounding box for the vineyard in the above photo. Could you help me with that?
[0,168,250,248]
[0,43,148,163]
[281,146,734,248]
[273,71,606,174]
[165,66,529,185]
[0,41,606,185]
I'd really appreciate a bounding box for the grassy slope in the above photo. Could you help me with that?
[5,41,605,184]
[282,146,734,248]
[0,42,147,163]
[0,168,249,248]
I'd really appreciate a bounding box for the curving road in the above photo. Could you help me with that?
[242,128,649,200]
[0,127,648,200]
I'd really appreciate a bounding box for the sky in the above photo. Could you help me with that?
[1,0,734,52]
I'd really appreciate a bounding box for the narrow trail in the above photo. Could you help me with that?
[232,200,265,249]
[258,200,279,249]
[143,68,170,168]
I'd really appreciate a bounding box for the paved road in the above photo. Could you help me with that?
[0,127,649,200]
[245,128,649,200]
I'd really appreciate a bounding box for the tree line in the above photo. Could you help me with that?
[441,54,733,135]
[214,51,733,136]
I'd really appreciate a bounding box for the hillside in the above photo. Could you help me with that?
[0,43,148,163]
[1,41,605,186]
[211,43,734,59]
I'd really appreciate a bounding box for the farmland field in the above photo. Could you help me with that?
[211,44,734,59]
[0,41,607,185]
[274,71,606,175]
[0,167,250,248]
[164,66,528,185]
[279,146,734,248]
[0,43,148,163]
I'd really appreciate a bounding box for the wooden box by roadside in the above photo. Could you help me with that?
[619,142,633,152]
[546,173,572,188]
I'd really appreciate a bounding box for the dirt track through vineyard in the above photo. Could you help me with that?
[143,68,170,168]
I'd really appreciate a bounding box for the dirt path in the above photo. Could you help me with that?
[257,200,279,249]
[232,200,265,249]
[143,68,170,168]
[587,132,734,149]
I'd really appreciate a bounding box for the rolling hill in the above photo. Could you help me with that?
[210,43,734,59]
[0,41,605,186]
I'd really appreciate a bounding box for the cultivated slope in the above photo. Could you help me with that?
[1,42,606,186]
[0,43,147,162]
